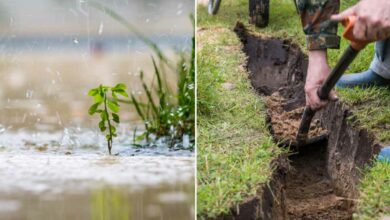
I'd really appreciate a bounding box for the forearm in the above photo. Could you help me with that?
[308,50,328,65]
[296,0,341,50]
[307,50,328,83]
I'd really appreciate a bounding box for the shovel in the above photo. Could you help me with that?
[295,16,370,147]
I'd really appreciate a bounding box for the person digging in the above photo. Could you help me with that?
[296,0,390,161]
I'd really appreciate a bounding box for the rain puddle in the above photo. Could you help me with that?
[0,126,194,220]
[0,51,195,219]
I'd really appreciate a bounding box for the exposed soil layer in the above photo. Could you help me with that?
[215,22,381,220]
[285,142,352,219]
[265,92,327,143]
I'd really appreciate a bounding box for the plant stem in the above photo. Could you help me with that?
[103,93,113,155]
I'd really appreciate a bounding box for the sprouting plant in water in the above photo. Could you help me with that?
[88,84,129,154]
[88,1,195,149]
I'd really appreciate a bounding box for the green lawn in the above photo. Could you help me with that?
[197,27,283,218]
[197,0,390,219]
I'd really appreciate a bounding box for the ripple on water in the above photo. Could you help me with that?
[0,154,194,193]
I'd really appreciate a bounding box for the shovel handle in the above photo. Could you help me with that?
[296,106,316,144]
[317,45,359,99]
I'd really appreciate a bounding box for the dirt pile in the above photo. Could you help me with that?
[265,92,326,142]
[215,22,381,220]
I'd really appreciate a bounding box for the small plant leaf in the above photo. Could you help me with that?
[112,84,129,97]
[94,94,103,103]
[112,92,118,99]
[108,100,119,113]
[113,83,127,91]
[114,90,129,97]
[112,113,120,123]
[88,103,101,115]
[99,120,106,132]
[135,132,147,142]
[88,89,99,96]
[101,111,108,120]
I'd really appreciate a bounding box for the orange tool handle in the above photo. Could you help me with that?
[342,16,370,51]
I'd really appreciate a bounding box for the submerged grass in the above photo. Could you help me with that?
[197,27,282,218]
[198,0,389,218]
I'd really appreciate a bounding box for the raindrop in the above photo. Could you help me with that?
[22,114,27,123]
[98,22,104,35]
[56,112,63,126]
[73,38,79,44]
[25,90,33,99]
[145,18,150,23]
[183,135,190,149]
[0,124,6,134]
[9,17,14,27]
[176,10,183,16]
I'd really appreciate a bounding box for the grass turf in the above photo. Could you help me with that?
[197,27,282,218]
[197,0,390,219]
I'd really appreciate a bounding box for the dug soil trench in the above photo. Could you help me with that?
[217,22,381,220]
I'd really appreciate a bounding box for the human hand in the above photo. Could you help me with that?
[331,0,390,41]
[305,50,338,110]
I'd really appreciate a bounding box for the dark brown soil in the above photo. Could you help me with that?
[285,142,352,220]
[265,92,327,142]
[213,22,381,220]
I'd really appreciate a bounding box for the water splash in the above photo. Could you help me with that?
[0,124,6,134]
[25,90,33,99]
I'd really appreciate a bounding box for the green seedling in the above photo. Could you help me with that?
[88,84,129,155]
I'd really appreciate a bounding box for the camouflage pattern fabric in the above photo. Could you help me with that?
[296,0,341,50]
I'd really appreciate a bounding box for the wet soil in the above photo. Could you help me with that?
[217,22,381,220]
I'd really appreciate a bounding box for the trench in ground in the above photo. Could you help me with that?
[218,22,381,220]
